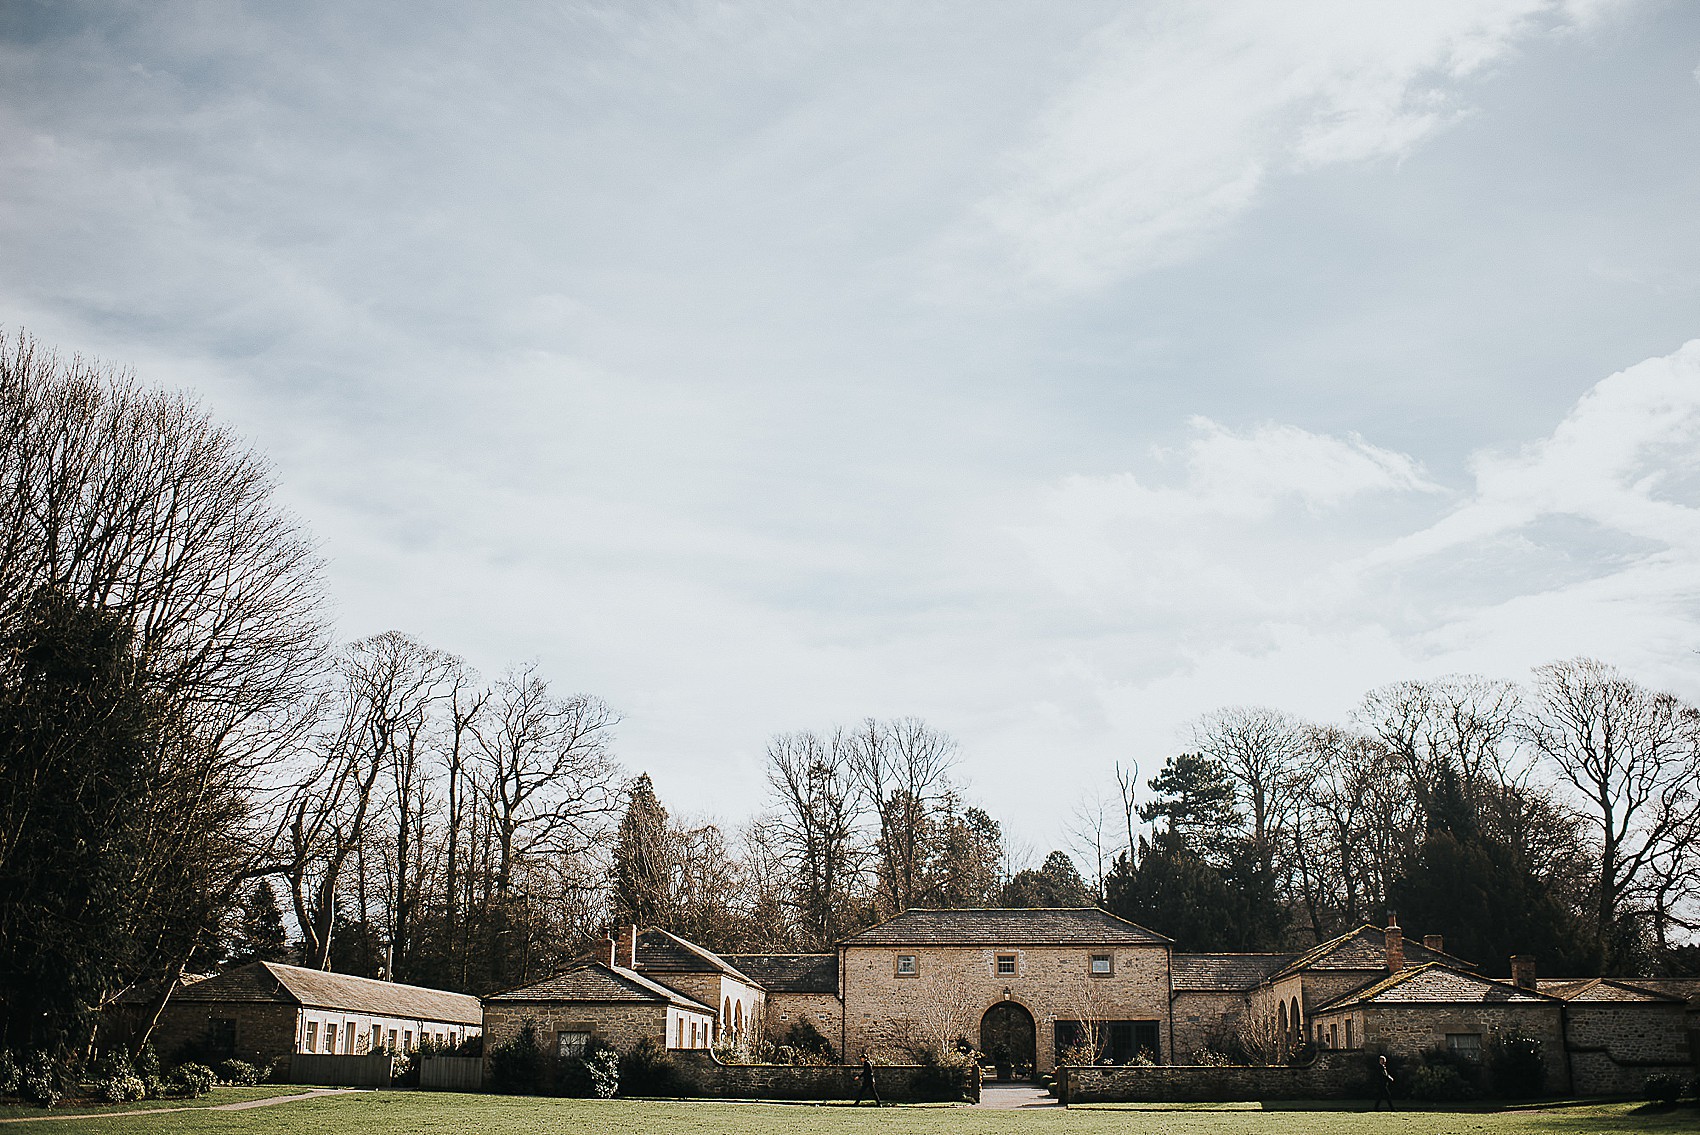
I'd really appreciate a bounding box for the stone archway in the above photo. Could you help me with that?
[980,1001,1036,1081]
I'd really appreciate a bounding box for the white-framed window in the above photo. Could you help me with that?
[558,1031,590,1060]
[325,1023,338,1054]
[895,954,917,976]
[403,1030,413,1051]
[371,1025,383,1051]
[346,1022,357,1053]
[1090,954,1113,976]
[1447,1033,1482,1062]
[304,1021,318,1052]
[996,954,1017,975]
[387,1029,397,1050]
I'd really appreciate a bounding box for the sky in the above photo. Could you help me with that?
[4,0,1700,860]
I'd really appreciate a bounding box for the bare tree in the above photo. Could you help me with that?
[848,718,956,917]
[765,729,865,948]
[1067,790,1117,903]
[1523,659,1700,968]
[1192,707,1307,880]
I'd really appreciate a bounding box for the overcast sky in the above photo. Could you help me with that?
[4,0,1700,859]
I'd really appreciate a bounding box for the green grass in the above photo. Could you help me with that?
[0,1086,304,1120]
[2,1091,1696,1134]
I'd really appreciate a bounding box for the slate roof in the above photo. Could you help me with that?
[839,907,1171,947]
[1172,953,1295,992]
[1319,963,1556,1011]
[1269,925,1473,982]
[721,954,838,994]
[1538,978,1687,1004]
[1616,980,1700,1008]
[488,962,714,1013]
[636,929,758,984]
[168,962,481,1024]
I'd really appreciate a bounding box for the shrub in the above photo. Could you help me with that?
[134,1044,163,1098]
[1484,1031,1544,1099]
[216,1059,261,1086]
[0,1050,20,1097]
[166,1062,216,1099]
[96,1073,147,1102]
[1409,1062,1477,1102]
[620,1037,676,1096]
[557,1037,618,1098]
[915,1045,980,1102]
[585,1047,620,1099]
[19,1052,63,1108]
[489,1021,544,1095]
[778,1017,836,1063]
[1645,1073,1683,1106]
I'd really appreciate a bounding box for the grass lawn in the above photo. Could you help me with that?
[0,1086,305,1121]
[2,1092,1697,1134]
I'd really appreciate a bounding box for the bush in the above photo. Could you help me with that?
[18,1052,62,1108]
[1645,1073,1684,1106]
[134,1044,164,1099]
[216,1059,261,1086]
[1484,1031,1544,1099]
[1409,1062,1477,1102]
[620,1037,676,1096]
[488,1021,544,1095]
[96,1073,147,1102]
[166,1062,216,1099]
[917,1045,980,1102]
[0,1050,20,1097]
[556,1037,619,1097]
[585,1047,620,1099]
[777,1017,836,1063]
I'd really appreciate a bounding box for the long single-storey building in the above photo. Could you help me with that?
[150,961,481,1067]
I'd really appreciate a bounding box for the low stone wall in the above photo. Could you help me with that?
[669,1051,977,1102]
[1060,1050,1365,1104]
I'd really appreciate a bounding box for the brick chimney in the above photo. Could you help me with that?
[1384,915,1405,972]
[616,923,639,970]
[1510,954,1537,991]
[1423,934,1444,954]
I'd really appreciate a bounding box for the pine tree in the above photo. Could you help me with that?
[612,774,674,929]
[229,880,289,965]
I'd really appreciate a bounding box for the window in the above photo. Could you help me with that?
[305,1022,318,1052]
[1090,954,1113,976]
[1345,1020,1354,1049]
[347,1023,357,1053]
[996,954,1017,975]
[558,1031,590,1060]
[387,1029,397,1050]
[326,1023,338,1054]
[403,1030,413,1052]
[208,1019,236,1058]
[895,954,917,976]
[676,1019,684,1048]
[372,1025,383,1051]
[1328,1024,1338,1049]
[1447,1034,1482,1062]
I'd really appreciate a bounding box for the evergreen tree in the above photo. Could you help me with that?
[612,774,674,929]
[229,880,289,965]
[1001,851,1094,908]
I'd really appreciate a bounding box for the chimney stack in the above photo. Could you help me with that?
[1384,915,1405,972]
[605,936,617,969]
[1423,934,1444,955]
[1510,954,1537,991]
[616,923,639,970]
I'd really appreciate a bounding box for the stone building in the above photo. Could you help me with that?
[483,959,716,1087]
[149,961,481,1067]
[1538,976,1693,1095]
[837,907,1174,1078]
[722,953,842,1046]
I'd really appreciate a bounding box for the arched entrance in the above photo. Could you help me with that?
[980,1001,1036,1081]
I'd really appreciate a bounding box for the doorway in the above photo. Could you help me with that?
[980,1001,1036,1081]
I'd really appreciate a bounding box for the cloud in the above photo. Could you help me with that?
[961,0,1616,291]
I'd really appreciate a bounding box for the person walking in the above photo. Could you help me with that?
[854,1051,883,1106]
[1372,1055,1395,1110]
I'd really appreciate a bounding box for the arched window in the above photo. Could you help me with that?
[1291,998,1301,1038]
[1278,1000,1289,1040]
[734,1001,743,1037]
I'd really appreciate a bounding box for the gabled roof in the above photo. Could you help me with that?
[1319,963,1557,1011]
[1269,925,1472,982]
[1173,953,1295,992]
[169,962,481,1024]
[636,929,758,985]
[488,962,714,1013]
[1612,979,1700,1008]
[1538,978,1687,1004]
[721,954,838,994]
[839,907,1171,947]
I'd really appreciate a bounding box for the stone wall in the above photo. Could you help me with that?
[1171,990,1252,1060]
[483,1000,667,1092]
[1060,1049,1366,1103]
[841,943,1172,1075]
[152,1001,299,1067]
[1349,1003,1566,1094]
[668,1050,977,1102]
[1565,1002,1693,1096]
[765,992,844,1053]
